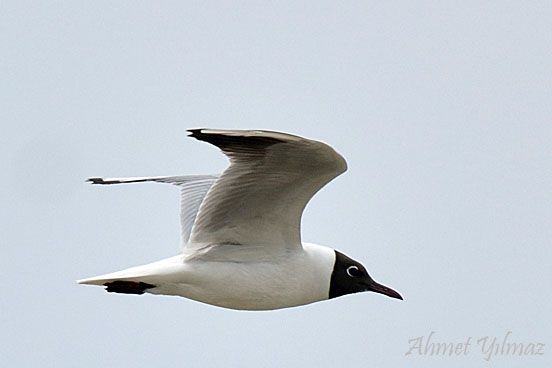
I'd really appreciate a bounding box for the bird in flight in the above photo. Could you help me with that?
[79,129,402,310]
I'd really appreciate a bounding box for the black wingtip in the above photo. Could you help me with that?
[186,129,285,151]
[87,177,125,185]
[87,177,105,184]
[187,128,205,139]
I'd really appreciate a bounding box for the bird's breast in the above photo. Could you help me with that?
[170,245,335,310]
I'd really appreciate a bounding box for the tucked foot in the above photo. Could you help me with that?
[104,281,156,295]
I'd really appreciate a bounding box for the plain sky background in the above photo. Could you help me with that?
[2,1,551,367]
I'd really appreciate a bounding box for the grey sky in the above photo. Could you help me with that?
[2,1,551,367]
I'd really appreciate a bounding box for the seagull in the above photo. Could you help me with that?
[78,129,402,310]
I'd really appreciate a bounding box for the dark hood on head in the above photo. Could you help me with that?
[329,251,403,300]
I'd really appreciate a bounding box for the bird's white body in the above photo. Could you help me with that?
[79,243,335,310]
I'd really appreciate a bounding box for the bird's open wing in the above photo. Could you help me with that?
[187,129,347,249]
[87,175,217,245]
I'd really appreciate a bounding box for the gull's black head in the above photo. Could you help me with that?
[329,251,403,300]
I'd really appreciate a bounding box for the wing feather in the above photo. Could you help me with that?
[88,175,217,245]
[187,129,347,248]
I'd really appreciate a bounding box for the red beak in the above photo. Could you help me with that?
[367,280,403,300]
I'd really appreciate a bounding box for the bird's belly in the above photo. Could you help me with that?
[150,261,327,310]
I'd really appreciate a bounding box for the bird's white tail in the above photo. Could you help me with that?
[78,255,185,294]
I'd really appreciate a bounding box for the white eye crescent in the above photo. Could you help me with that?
[346,265,360,277]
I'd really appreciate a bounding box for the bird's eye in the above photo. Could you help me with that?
[346,265,361,277]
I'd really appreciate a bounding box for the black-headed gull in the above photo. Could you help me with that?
[79,129,402,310]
